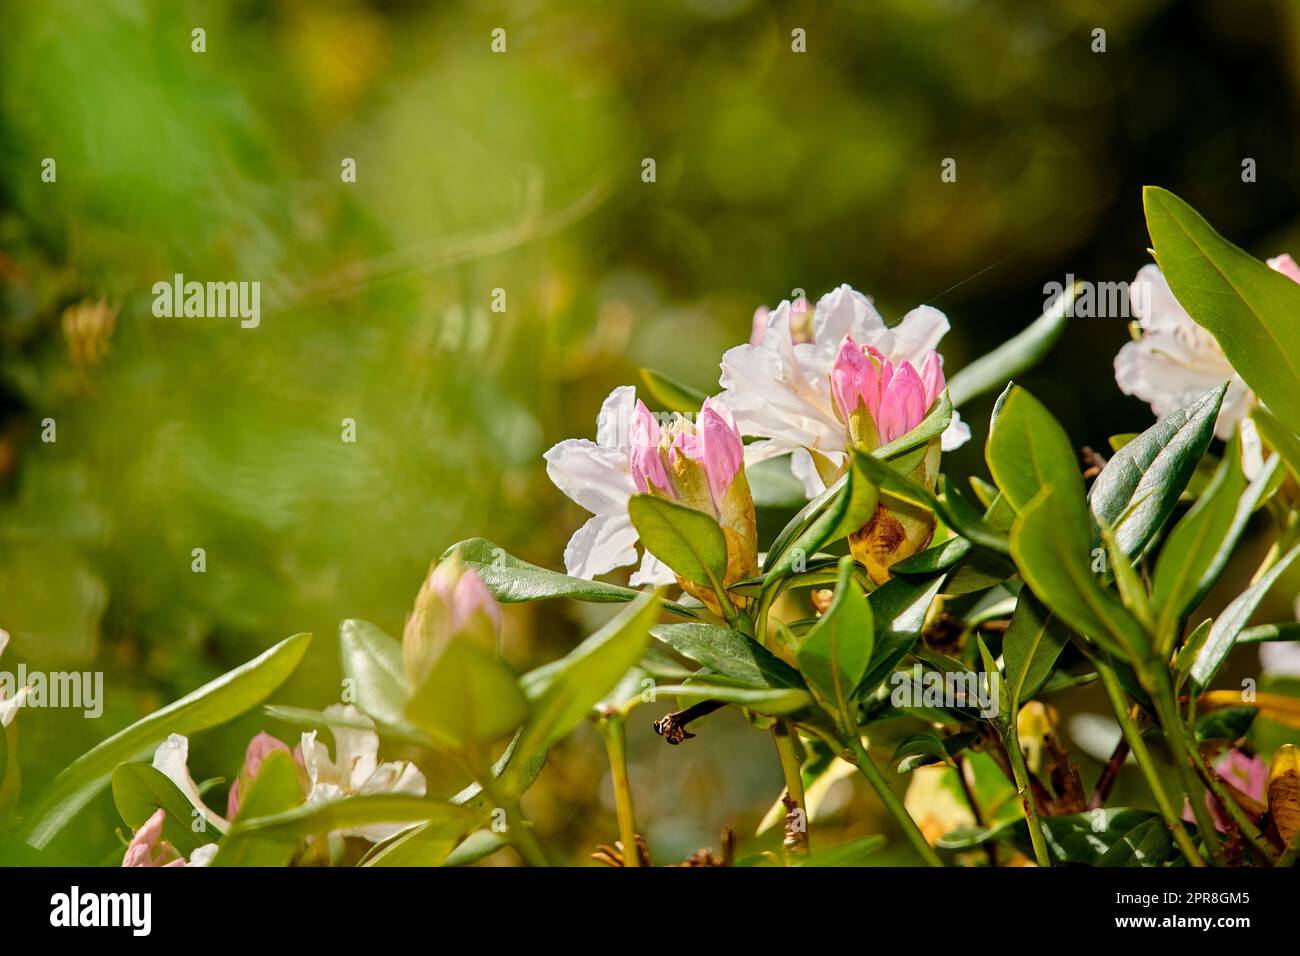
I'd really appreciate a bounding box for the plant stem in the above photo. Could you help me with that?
[1182,738,1277,864]
[1001,722,1052,868]
[475,770,551,867]
[843,733,943,867]
[772,720,809,858]
[1145,667,1223,863]
[955,755,998,868]
[597,714,640,867]
[1094,658,1205,867]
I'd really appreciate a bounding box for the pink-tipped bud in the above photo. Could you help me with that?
[227,731,294,819]
[697,398,746,513]
[122,808,182,867]
[403,557,503,685]
[629,400,672,495]
[831,337,943,450]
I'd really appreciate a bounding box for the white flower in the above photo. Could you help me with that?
[1259,598,1300,679]
[720,284,970,497]
[0,630,30,729]
[1115,256,1300,476]
[298,704,426,843]
[543,385,677,585]
[152,733,230,834]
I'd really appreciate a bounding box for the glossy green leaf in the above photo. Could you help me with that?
[797,557,873,721]
[508,588,659,786]
[795,835,887,866]
[21,632,311,849]
[1088,384,1225,558]
[1251,406,1300,485]
[948,284,1076,407]
[1238,622,1300,644]
[210,751,304,867]
[893,730,979,774]
[406,639,528,754]
[1094,816,1177,867]
[651,623,805,689]
[873,391,952,461]
[639,367,707,414]
[986,384,1085,518]
[111,763,210,856]
[939,808,1171,865]
[338,619,432,745]
[1154,443,1279,632]
[1189,542,1300,691]
[229,793,472,844]
[1194,706,1256,742]
[1002,591,1068,713]
[1011,484,1149,663]
[653,679,812,715]
[1145,186,1300,424]
[443,538,696,618]
[856,574,946,697]
[628,495,727,586]
[762,453,878,579]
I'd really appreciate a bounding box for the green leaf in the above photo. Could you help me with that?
[762,453,879,579]
[797,557,874,721]
[1154,442,1279,632]
[20,632,311,849]
[893,730,979,774]
[1094,816,1177,867]
[1010,484,1149,663]
[856,574,946,697]
[210,751,304,867]
[111,764,210,856]
[1238,622,1300,644]
[363,819,464,867]
[1144,186,1300,424]
[639,367,707,414]
[338,620,433,746]
[651,623,806,689]
[442,829,509,867]
[1189,542,1300,691]
[1088,384,1225,559]
[1251,406,1300,486]
[443,538,696,618]
[508,588,660,787]
[986,384,1085,518]
[1194,706,1256,742]
[406,640,528,755]
[229,794,472,845]
[652,679,812,715]
[627,495,728,587]
[795,835,886,866]
[939,808,1172,865]
[891,537,971,575]
[1002,591,1068,714]
[948,284,1075,407]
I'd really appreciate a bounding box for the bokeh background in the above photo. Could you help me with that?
[2,0,1299,865]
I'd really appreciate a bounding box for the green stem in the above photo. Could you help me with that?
[772,720,809,859]
[1095,658,1205,867]
[1001,722,1051,868]
[475,770,551,867]
[843,733,943,867]
[1145,667,1222,863]
[1183,738,1277,864]
[597,714,641,867]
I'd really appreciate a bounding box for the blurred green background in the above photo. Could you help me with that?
[2,0,1299,864]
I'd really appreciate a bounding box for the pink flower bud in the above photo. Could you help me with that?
[831,337,944,450]
[122,808,182,867]
[403,558,503,684]
[227,731,293,819]
[1268,253,1300,284]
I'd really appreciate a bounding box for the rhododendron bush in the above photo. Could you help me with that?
[5,188,1300,869]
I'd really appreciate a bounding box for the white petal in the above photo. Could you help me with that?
[187,844,219,867]
[152,734,230,833]
[323,704,380,789]
[1260,641,1300,679]
[563,512,639,579]
[940,410,972,452]
[298,730,335,789]
[629,550,677,587]
[544,438,635,516]
[595,385,637,450]
[790,447,828,498]
[813,284,886,349]
[885,305,950,366]
[0,684,29,728]
[1239,417,1264,480]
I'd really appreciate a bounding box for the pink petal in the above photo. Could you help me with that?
[749,306,770,346]
[450,569,503,635]
[830,337,872,421]
[698,398,745,508]
[228,732,293,818]
[1268,253,1300,284]
[875,361,927,443]
[917,350,945,409]
[628,400,670,494]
